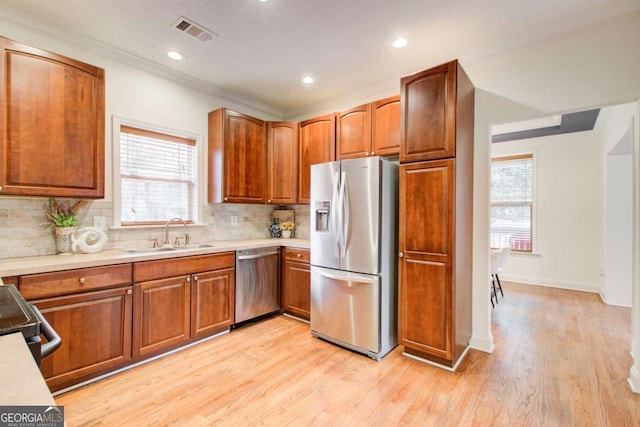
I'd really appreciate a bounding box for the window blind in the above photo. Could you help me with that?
[490,154,533,252]
[120,125,197,225]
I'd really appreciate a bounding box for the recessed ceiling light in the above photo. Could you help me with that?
[258,0,268,2]
[302,76,314,84]
[393,38,408,48]
[167,51,184,61]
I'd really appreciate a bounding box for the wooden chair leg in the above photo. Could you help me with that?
[495,274,504,297]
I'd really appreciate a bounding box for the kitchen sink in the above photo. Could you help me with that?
[178,243,219,249]
[124,247,178,254]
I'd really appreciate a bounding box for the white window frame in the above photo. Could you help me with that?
[490,151,538,254]
[112,116,204,228]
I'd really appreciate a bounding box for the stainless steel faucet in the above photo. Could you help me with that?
[164,217,190,246]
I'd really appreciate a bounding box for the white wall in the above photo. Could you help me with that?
[491,130,603,292]
[604,151,633,306]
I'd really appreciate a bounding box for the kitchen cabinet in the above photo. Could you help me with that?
[336,96,400,160]
[191,267,235,338]
[0,38,105,198]
[298,114,335,204]
[400,61,472,163]
[398,60,474,370]
[133,252,235,357]
[19,264,133,392]
[371,95,401,157]
[208,108,267,203]
[281,247,310,321]
[133,275,190,358]
[267,122,298,204]
[336,103,371,159]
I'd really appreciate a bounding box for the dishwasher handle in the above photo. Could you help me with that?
[30,304,62,360]
[237,251,280,261]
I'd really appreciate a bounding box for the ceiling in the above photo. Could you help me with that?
[1,0,639,117]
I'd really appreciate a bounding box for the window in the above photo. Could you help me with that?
[490,154,533,252]
[117,123,198,226]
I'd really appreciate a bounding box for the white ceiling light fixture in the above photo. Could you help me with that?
[393,38,408,48]
[492,115,562,135]
[302,76,314,84]
[167,51,184,61]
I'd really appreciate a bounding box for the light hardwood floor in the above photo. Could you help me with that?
[56,282,640,426]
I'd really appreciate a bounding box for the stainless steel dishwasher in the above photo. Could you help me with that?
[235,247,281,324]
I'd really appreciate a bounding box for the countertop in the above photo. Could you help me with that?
[0,238,310,277]
[0,332,57,405]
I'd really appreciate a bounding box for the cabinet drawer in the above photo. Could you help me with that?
[19,264,132,300]
[133,252,235,283]
[283,247,310,264]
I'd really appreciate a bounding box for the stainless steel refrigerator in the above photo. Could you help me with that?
[310,156,398,360]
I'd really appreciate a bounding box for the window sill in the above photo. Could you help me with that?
[511,251,541,258]
[108,223,207,231]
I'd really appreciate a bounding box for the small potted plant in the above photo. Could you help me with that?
[46,198,86,254]
[280,221,295,238]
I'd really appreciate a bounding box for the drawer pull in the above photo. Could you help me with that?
[79,277,86,284]
[297,253,302,258]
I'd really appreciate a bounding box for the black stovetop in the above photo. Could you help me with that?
[0,285,40,338]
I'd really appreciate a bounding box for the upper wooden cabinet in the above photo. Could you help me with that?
[371,95,401,157]
[336,96,400,160]
[208,108,267,203]
[0,38,105,198]
[267,122,298,205]
[336,103,371,159]
[400,61,473,163]
[298,114,335,204]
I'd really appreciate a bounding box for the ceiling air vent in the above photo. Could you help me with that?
[173,16,217,42]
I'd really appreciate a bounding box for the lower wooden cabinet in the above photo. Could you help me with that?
[133,276,191,358]
[281,248,310,321]
[132,252,236,357]
[31,286,133,392]
[191,268,235,338]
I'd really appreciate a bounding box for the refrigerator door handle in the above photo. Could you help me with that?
[340,171,350,258]
[314,268,376,284]
[331,171,341,258]
[337,171,347,259]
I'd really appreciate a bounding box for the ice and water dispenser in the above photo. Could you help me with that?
[315,201,330,232]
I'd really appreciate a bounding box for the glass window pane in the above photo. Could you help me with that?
[120,125,197,225]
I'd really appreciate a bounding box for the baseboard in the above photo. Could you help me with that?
[469,334,494,353]
[501,274,600,294]
[628,365,640,393]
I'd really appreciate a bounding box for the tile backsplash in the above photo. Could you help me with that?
[0,197,309,259]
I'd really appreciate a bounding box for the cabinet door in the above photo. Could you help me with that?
[191,268,235,338]
[400,61,457,162]
[208,108,266,203]
[31,287,132,392]
[282,249,310,321]
[371,95,400,157]
[133,276,190,358]
[398,160,454,362]
[336,103,371,159]
[267,122,298,205]
[0,38,105,198]
[298,114,335,204]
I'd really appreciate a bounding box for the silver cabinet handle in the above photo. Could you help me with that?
[193,276,199,281]
[79,277,86,284]
[267,199,271,203]
[186,277,191,283]
[398,252,404,258]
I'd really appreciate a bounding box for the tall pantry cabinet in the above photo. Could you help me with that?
[398,60,474,370]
